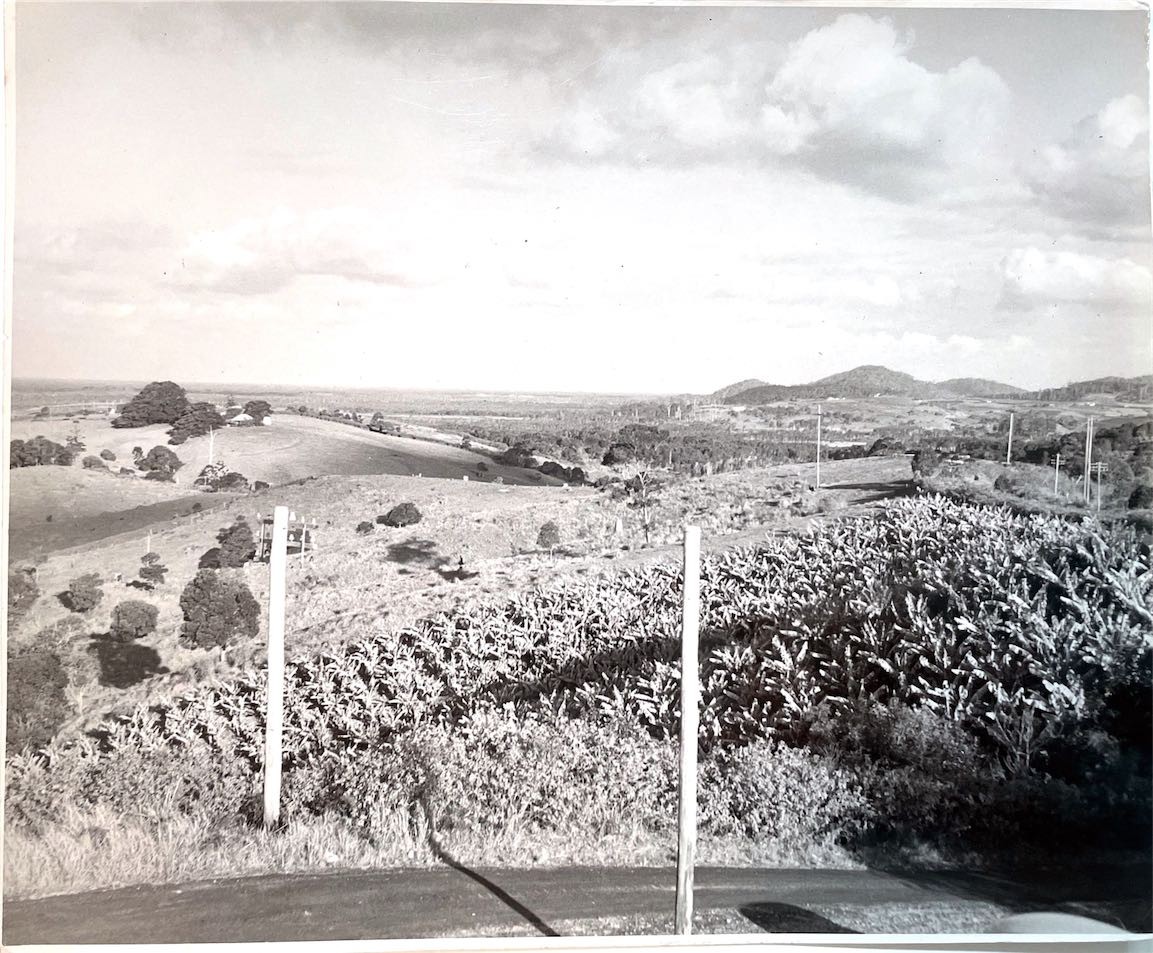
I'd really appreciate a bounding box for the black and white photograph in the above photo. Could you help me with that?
[3,1,1151,944]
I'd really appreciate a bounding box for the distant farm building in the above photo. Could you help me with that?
[226,412,269,426]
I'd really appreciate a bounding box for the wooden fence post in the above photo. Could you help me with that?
[675,525,701,935]
[264,505,289,828]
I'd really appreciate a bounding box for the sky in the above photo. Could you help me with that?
[12,2,1153,394]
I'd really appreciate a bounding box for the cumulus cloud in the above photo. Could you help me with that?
[999,247,1152,311]
[1026,94,1150,230]
[547,14,1010,201]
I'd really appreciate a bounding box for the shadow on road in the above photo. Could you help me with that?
[739,903,856,933]
[825,480,916,504]
[415,796,558,937]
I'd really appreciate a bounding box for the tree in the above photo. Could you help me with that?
[179,570,260,650]
[65,573,104,613]
[356,520,375,534]
[138,552,168,588]
[112,381,190,428]
[217,517,256,567]
[132,446,144,466]
[243,399,273,423]
[168,402,225,445]
[82,455,108,471]
[99,449,116,461]
[110,600,160,642]
[625,470,662,546]
[536,520,561,554]
[138,445,183,476]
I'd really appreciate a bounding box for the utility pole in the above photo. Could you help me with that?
[675,525,701,936]
[1083,417,1094,504]
[264,506,289,828]
[1006,412,1014,465]
[208,427,215,467]
[1053,454,1061,496]
[815,404,823,489]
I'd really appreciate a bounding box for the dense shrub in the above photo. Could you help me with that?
[99,449,116,461]
[178,570,260,650]
[110,601,160,642]
[356,521,374,535]
[216,472,250,491]
[243,400,273,423]
[699,740,867,846]
[8,567,40,619]
[81,455,107,471]
[10,437,74,468]
[1129,484,1153,509]
[380,503,422,527]
[143,470,174,482]
[253,481,270,492]
[216,518,256,567]
[64,574,104,613]
[7,649,70,751]
[112,381,190,428]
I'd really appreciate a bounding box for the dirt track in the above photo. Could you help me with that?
[5,863,1148,943]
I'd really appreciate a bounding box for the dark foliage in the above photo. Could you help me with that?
[356,521,375,534]
[216,518,256,567]
[99,449,116,461]
[8,567,40,619]
[63,574,104,613]
[253,481,270,492]
[110,600,160,642]
[178,570,261,650]
[138,552,168,588]
[81,455,108,471]
[168,402,225,445]
[138,445,183,475]
[243,399,273,422]
[10,436,74,468]
[216,471,250,491]
[380,502,422,527]
[112,381,190,428]
[536,520,561,551]
[143,470,174,482]
[198,548,223,570]
[1129,484,1153,509]
[6,649,70,751]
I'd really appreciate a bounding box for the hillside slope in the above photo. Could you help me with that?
[718,365,1020,404]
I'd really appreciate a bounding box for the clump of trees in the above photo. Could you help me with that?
[81,455,108,471]
[178,570,260,650]
[379,503,422,527]
[216,517,256,567]
[10,437,75,468]
[243,400,273,423]
[64,574,104,613]
[110,601,159,641]
[112,381,191,428]
[169,402,225,445]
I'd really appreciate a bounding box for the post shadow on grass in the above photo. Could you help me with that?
[738,903,855,934]
[413,793,558,938]
[822,480,917,505]
[90,635,169,688]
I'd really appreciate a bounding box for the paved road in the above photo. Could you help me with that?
[5,864,1148,944]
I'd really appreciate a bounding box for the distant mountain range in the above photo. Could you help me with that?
[712,365,1151,404]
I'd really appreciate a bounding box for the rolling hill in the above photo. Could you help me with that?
[1028,375,1153,403]
[717,365,1022,404]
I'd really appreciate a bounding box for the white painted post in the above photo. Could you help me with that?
[264,505,289,829]
[675,525,701,936]
[1084,417,1094,503]
[815,405,822,489]
[1006,413,1014,465]
[1054,454,1061,495]
[146,530,152,555]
